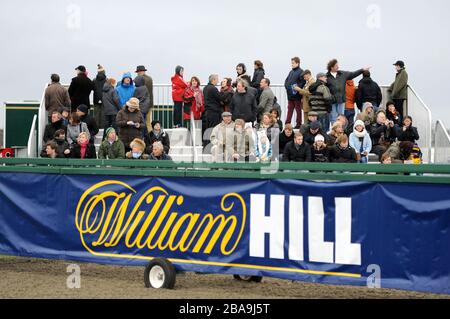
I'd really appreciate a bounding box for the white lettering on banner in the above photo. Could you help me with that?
[289,196,304,261]
[335,198,361,265]
[249,195,361,266]
[308,197,334,263]
[249,194,285,259]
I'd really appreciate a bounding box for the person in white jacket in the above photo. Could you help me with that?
[349,120,372,164]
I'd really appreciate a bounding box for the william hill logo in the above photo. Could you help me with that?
[75,181,361,273]
[75,181,247,257]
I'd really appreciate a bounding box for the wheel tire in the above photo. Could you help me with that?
[233,275,263,283]
[144,258,176,289]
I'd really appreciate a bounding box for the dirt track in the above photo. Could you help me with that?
[0,256,448,299]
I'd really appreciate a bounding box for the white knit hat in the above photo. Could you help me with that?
[315,134,325,143]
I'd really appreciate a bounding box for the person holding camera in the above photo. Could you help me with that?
[116,97,144,152]
[395,116,419,144]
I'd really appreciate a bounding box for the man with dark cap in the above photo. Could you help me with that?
[300,111,319,135]
[302,120,329,146]
[388,60,409,117]
[135,65,154,131]
[68,65,94,112]
[76,104,99,143]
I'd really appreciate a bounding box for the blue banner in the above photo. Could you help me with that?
[0,172,449,294]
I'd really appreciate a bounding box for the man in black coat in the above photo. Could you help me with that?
[356,71,382,111]
[302,121,329,146]
[43,111,67,143]
[329,135,357,163]
[230,80,257,123]
[326,59,369,124]
[76,104,99,144]
[283,132,312,162]
[92,65,107,129]
[204,75,226,130]
[68,65,94,112]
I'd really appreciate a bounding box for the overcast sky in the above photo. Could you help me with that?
[1,0,450,129]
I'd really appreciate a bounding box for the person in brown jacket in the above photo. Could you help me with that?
[294,70,315,120]
[44,74,71,116]
[116,97,145,152]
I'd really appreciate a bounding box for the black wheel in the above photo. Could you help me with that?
[233,275,263,283]
[144,258,176,289]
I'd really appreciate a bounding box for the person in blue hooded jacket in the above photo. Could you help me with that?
[116,73,136,107]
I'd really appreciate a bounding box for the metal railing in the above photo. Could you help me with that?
[434,120,450,164]
[380,86,433,163]
[27,115,38,158]
[407,86,433,163]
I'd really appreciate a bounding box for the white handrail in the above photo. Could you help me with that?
[27,115,38,158]
[407,85,433,163]
[434,120,450,164]
[38,83,49,153]
[190,112,198,162]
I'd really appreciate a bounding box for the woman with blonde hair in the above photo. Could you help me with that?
[327,121,344,146]
[71,132,97,159]
[255,112,279,142]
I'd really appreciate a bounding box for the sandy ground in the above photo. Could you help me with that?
[0,256,448,299]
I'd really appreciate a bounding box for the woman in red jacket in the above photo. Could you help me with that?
[171,65,188,128]
[183,76,204,123]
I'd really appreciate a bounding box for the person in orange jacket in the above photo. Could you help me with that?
[345,80,357,126]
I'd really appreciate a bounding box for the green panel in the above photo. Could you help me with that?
[1,158,450,184]
[5,102,40,148]
[152,105,173,129]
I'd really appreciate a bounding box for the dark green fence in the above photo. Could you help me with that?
[1,158,450,184]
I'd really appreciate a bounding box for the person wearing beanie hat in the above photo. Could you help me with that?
[93,64,107,129]
[311,134,330,163]
[116,97,145,152]
[349,120,372,163]
[98,127,125,159]
[315,134,325,143]
[308,74,333,132]
[68,65,94,112]
[76,104,99,144]
[102,78,121,139]
[126,138,149,160]
[144,120,170,155]
[388,60,408,117]
[303,119,329,146]
[356,102,376,126]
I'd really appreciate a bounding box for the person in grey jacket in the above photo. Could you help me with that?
[257,78,275,122]
[326,59,370,125]
[230,80,257,123]
[67,112,90,145]
[102,78,121,138]
[134,75,151,137]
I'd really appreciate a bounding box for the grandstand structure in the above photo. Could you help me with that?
[2,83,450,164]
